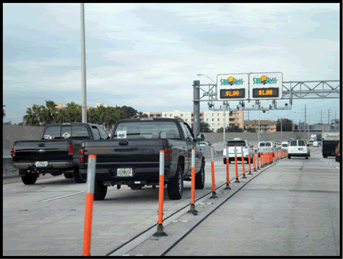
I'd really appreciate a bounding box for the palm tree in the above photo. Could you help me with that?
[23,106,40,126]
[65,102,82,122]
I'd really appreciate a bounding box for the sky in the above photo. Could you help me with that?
[3,3,341,125]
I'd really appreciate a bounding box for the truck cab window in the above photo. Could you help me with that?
[91,126,101,140]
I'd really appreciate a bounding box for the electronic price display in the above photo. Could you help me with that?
[217,73,249,101]
[249,72,283,99]
[219,89,245,99]
[252,88,279,98]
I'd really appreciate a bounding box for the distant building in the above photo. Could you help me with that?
[143,110,244,133]
[244,120,277,133]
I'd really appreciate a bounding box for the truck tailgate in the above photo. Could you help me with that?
[12,139,72,162]
[83,139,167,164]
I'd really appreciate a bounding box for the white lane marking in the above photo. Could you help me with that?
[39,191,85,202]
[336,167,340,170]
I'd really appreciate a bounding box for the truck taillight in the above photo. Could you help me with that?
[12,145,16,156]
[164,147,171,161]
[79,148,84,162]
[68,144,73,155]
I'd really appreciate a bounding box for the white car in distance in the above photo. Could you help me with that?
[313,141,319,147]
[281,141,289,150]
[223,138,253,164]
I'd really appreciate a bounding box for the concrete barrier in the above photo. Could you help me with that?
[3,157,19,178]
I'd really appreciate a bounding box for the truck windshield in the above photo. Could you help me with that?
[42,126,90,139]
[113,121,181,139]
[259,143,265,147]
[226,141,246,147]
[282,144,288,147]
[266,142,271,147]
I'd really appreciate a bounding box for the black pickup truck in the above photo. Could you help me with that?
[79,118,206,200]
[11,122,109,185]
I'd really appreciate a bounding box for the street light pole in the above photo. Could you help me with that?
[80,3,87,123]
[258,110,260,143]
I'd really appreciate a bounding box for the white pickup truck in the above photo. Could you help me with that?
[288,139,310,159]
[223,138,253,164]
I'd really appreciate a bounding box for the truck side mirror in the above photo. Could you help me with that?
[196,133,205,141]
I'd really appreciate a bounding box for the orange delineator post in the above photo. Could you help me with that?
[241,146,247,179]
[158,174,164,225]
[257,152,260,169]
[188,149,198,214]
[253,153,257,172]
[260,152,263,168]
[234,145,240,183]
[248,154,252,175]
[153,150,167,237]
[83,154,97,257]
[83,193,94,256]
[210,146,218,198]
[225,146,231,189]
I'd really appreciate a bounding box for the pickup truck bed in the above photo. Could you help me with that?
[79,118,206,200]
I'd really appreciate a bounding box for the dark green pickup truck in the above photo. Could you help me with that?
[11,122,109,185]
[79,118,206,200]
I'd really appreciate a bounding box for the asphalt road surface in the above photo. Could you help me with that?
[3,146,340,256]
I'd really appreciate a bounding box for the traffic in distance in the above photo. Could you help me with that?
[10,120,341,189]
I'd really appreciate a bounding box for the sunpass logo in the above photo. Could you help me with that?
[220,76,244,86]
[253,75,277,85]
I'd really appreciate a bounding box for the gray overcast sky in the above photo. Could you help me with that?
[3,3,340,125]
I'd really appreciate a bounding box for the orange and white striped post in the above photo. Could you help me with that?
[153,150,167,237]
[260,152,264,168]
[210,146,218,198]
[257,152,260,170]
[248,152,252,175]
[241,146,247,179]
[83,154,97,256]
[225,146,231,189]
[253,151,257,172]
[188,149,198,214]
[234,145,240,183]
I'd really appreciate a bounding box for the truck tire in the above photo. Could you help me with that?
[195,162,205,189]
[73,168,86,183]
[167,165,183,200]
[21,173,37,185]
[288,155,291,159]
[305,155,308,159]
[336,156,339,162]
[94,181,107,200]
[64,173,73,179]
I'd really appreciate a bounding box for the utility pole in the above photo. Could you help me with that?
[193,80,200,137]
[80,3,87,123]
[281,117,283,141]
[304,104,306,132]
[258,110,260,143]
[223,110,226,146]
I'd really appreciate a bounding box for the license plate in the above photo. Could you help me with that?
[35,161,48,167]
[117,168,133,177]
[298,148,303,150]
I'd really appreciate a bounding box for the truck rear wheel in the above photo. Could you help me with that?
[167,165,183,200]
[195,162,205,189]
[94,181,107,200]
[21,173,37,185]
[73,168,86,183]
